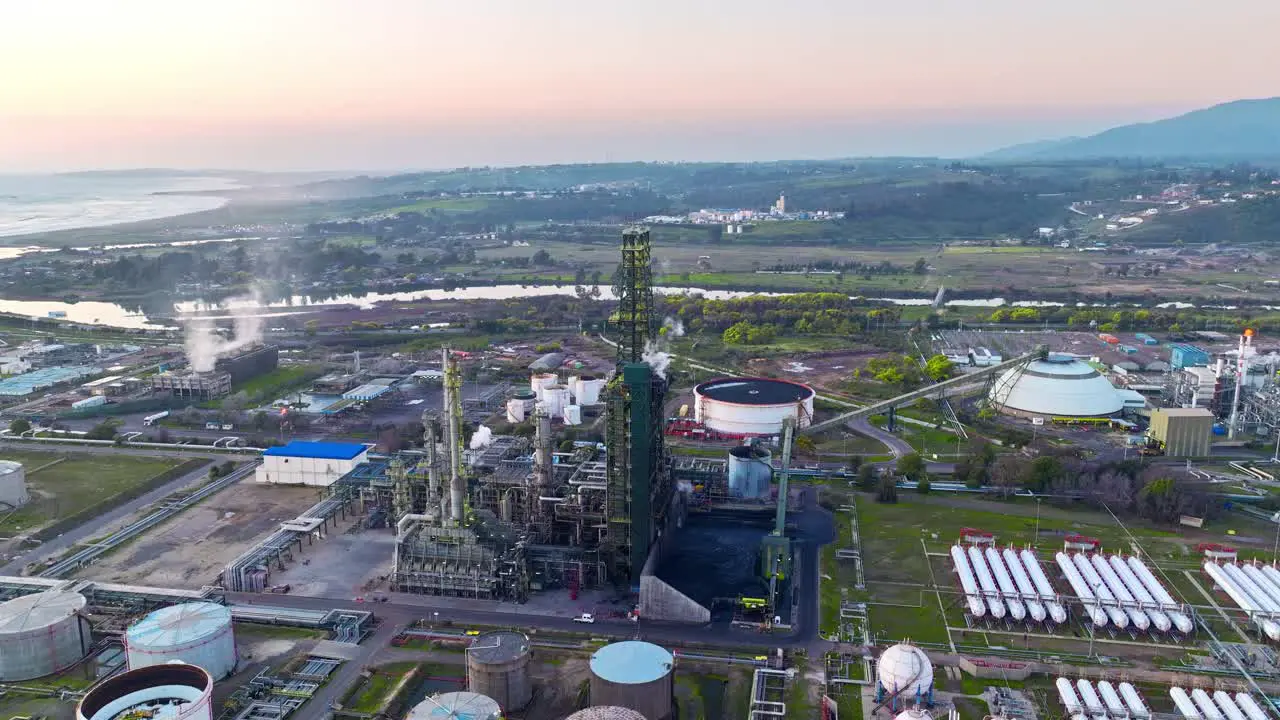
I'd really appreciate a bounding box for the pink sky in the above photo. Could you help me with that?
[2,0,1277,170]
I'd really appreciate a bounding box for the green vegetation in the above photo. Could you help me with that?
[0,451,182,534]
[346,662,418,713]
[226,365,323,406]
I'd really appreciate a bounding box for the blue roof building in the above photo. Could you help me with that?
[258,441,370,486]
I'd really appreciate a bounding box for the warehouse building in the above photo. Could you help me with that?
[1149,407,1213,457]
[255,441,370,486]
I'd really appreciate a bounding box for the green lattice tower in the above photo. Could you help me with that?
[611,228,656,367]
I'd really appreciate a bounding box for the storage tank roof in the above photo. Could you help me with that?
[990,355,1123,417]
[407,691,502,720]
[126,602,231,646]
[695,377,814,406]
[566,707,648,720]
[467,631,529,664]
[590,641,674,684]
[0,591,86,633]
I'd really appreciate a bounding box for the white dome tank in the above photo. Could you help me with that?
[125,602,236,679]
[406,691,503,720]
[896,709,932,720]
[567,707,648,720]
[77,662,213,720]
[877,643,933,697]
[989,354,1123,417]
[0,590,91,681]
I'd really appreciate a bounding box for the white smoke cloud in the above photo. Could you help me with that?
[183,288,267,372]
[642,316,685,379]
[469,425,493,450]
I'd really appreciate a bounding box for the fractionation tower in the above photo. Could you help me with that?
[350,227,677,603]
[604,227,675,587]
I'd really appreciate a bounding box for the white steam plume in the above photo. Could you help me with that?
[642,317,685,379]
[184,288,267,372]
[469,425,493,450]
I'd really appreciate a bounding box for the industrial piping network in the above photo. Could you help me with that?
[1202,561,1280,641]
[966,545,1005,619]
[950,545,986,618]
[1073,552,1130,629]
[1107,555,1173,633]
[1089,553,1151,631]
[1056,551,1109,627]
[983,546,1026,622]
[39,460,259,578]
[1021,549,1068,624]
[1127,555,1194,634]
[1001,547,1047,623]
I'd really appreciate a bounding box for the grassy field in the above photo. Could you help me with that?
[0,451,183,534]
[345,662,419,713]
[231,364,322,402]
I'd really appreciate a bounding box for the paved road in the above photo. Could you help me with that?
[0,447,213,574]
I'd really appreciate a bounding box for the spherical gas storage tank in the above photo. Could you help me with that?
[0,590,91,682]
[0,460,29,509]
[466,630,532,711]
[406,691,503,720]
[694,377,815,436]
[77,662,213,720]
[590,640,675,720]
[566,707,648,720]
[989,353,1123,418]
[728,445,773,499]
[125,602,236,679]
[876,642,933,698]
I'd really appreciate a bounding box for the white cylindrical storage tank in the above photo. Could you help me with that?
[1235,694,1270,720]
[590,640,675,720]
[564,405,582,426]
[1120,683,1150,718]
[506,399,526,424]
[0,591,91,682]
[125,602,236,679]
[541,385,569,419]
[1215,690,1248,720]
[1171,687,1201,719]
[0,460,28,508]
[1192,688,1224,720]
[577,377,605,405]
[77,663,213,720]
[728,445,773,499]
[512,389,537,414]
[567,376,580,401]
[566,708,647,720]
[876,643,933,698]
[693,377,815,436]
[407,691,503,720]
[530,374,557,401]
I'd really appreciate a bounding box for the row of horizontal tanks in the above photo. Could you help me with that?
[403,637,674,720]
[1204,559,1280,641]
[1059,677,1273,720]
[949,545,1194,634]
[0,592,234,720]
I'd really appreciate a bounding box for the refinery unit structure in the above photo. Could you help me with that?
[314,229,688,610]
[151,344,279,401]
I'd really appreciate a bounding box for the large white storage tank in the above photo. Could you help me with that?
[541,385,570,419]
[530,373,557,401]
[77,663,213,720]
[575,376,605,405]
[0,590,91,681]
[989,354,1124,418]
[693,377,815,436]
[0,460,29,508]
[406,691,503,720]
[876,642,934,698]
[125,602,236,679]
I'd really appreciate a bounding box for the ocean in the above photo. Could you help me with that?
[0,173,237,238]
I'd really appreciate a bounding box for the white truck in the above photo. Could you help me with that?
[142,411,169,426]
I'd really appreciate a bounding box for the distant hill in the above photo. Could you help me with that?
[983,97,1280,161]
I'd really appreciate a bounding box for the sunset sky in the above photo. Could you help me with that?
[2,0,1277,171]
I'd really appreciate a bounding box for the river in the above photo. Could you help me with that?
[0,283,1250,332]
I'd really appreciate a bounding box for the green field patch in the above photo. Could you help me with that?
[0,451,183,535]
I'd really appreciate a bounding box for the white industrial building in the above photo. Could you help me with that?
[0,460,29,509]
[255,441,369,487]
[990,354,1145,418]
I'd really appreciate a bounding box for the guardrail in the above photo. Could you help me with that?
[38,460,260,578]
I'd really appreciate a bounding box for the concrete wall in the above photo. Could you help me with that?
[638,533,710,624]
